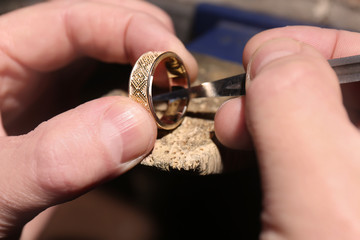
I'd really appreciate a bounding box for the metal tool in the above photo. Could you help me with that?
[152,54,360,102]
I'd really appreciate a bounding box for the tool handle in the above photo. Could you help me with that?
[329,55,360,84]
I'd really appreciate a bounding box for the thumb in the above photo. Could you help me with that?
[246,38,360,238]
[0,96,156,238]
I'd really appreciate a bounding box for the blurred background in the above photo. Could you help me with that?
[1,0,359,239]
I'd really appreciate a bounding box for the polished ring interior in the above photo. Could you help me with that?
[129,51,190,130]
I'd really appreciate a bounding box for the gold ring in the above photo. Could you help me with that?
[129,51,190,130]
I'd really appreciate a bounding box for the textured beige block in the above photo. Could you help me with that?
[141,117,222,174]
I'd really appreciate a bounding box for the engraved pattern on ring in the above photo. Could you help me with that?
[129,52,161,111]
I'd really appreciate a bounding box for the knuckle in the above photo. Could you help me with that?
[32,125,80,194]
[31,118,112,195]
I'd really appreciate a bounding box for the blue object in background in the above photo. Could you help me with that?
[187,3,310,64]
[187,20,262,64]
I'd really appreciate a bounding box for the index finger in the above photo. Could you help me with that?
[0,0,197,78]
[243,26,360,68]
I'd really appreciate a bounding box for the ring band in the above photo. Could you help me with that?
[129,51,190,130]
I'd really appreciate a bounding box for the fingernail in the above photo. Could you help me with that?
[100,98,157,168]
[246,38,302,84]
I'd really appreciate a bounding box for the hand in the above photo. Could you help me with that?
[215,26,360,239]
[0,0,197,239]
